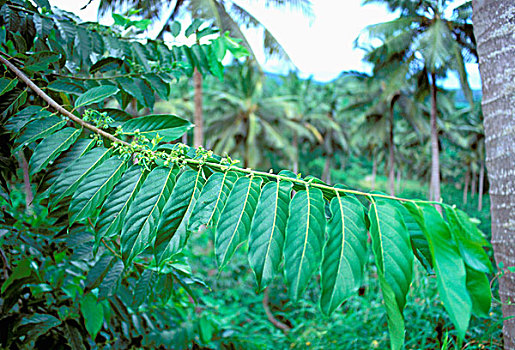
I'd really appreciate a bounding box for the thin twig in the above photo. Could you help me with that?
[0,247,10,278]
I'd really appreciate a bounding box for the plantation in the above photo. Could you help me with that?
[0,0,513,349]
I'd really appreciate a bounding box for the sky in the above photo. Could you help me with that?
[48,0,481,89]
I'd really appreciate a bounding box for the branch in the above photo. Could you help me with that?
[262,287,291,333]
[0,55,129,146]
[0,54,442,206]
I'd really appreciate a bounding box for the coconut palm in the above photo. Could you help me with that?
[96,0,313,148]
[359,0,476,203]
[204,62,304,169]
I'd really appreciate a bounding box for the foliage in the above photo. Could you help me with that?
[0,1,495,349]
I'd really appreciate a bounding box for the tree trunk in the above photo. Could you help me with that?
[473,1,515,347]
[429,71,441,211]
[388,104,395,196]
[292,133,298,174]
[322,155,332,184]
[478,155,485,211]
[463,166,470,204]
[193,67,203,148]
[396,169,401,194]
[371,154,377,190]
[471,165,477,198]
[17,151,33,213]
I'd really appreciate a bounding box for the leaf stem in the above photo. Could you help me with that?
[0,55,130,146]
[2,54,439,206]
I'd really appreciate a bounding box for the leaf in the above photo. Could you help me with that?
[69,156,128,224]
[188,171,239,231]
[284,187,326,301]
[96,166,146,243]
[414,203,472,338]
[0,78,17,97]
[143,73,169,100]
[29,127,82,175]
[170,21,181,37]
[4,106,48,132]
[248,180,292,291]
[215,176,262,269]
[400,202,433,271]
[90,57,123,74]
[320,194,368,315]
[368,199,413,350]
[74,85,119,108]
[133,269,157,307]
[49,147,112,209]
[116,76,154,108]
[153,170,205,266]
[466,266,491,318]
[122,114,193,142]
[47,80,85,95]
[63,321,86,350]
[120,166,178,265]
[18,314,61,344]
[15,115,66,151]
[80,293,103,339]
[98,260,124,298]
[85,254,116,291]
[1,259,31,293]
[444,207,492,273]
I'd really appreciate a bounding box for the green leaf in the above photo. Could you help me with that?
[1,259,31,293]
[85,254,116,291]
[143,73,169,100]
[15,115,66,151]
[153,170,205,266]
[116,76,154,108]
[80,293,103,339]
[400,203,433,271]
[63,321,86,350]
[188,171,239,231]
[284,187,326,301]
[466,266,491,317]
[4,106,48,132]
[98,260,124,298]
[122,114,193,142]
[49,147,112,209]
[47,80,85,95]
[90,57,123,74]
[445,207,492,273]
[96,166,146,243]
[415,203,472,338]
[121,166,178,265]
[185,19,203,37]
[215,176,262,269]
[368,199,413,350]
[170,21,181,37]
[29,127,82,175]
[133,269,157,307]
[0,78,17,97]
[74,85,119,108]
[18,314,62,344]
[248,180,292,292]
[320,195,368,315]
[69,156,128,224]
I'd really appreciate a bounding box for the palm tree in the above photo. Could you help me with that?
[204,62,302,168]
[473,0,515,346]
[360,0,476,203]
[96,0,313,147]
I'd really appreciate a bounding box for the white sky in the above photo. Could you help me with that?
[48,0,481,88]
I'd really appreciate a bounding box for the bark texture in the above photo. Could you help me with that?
[388,104,395,196]
[193,67,203,147]
[473,1,515,347]
[429,71,441,205]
